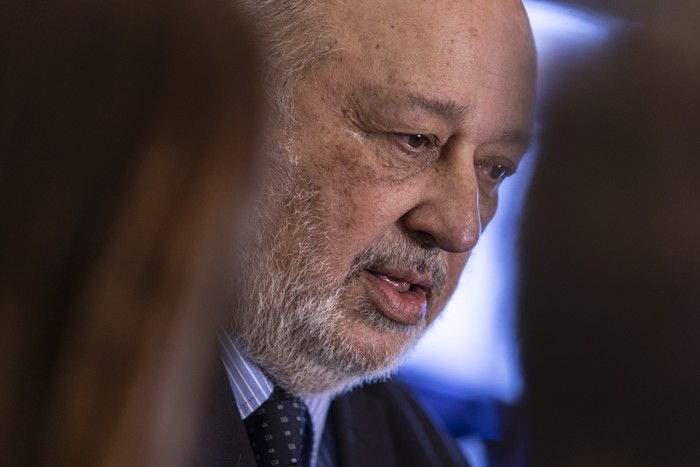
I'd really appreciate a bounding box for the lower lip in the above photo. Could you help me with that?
[360,270,427,326]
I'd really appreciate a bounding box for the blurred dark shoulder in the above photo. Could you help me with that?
[519,3,700,466]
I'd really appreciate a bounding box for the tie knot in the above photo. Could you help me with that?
[244,389,311,467]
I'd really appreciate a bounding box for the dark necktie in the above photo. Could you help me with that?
[243,388,312,467]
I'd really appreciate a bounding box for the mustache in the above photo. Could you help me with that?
[348,233,447,294]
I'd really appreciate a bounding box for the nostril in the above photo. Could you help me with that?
[410,230,437,249]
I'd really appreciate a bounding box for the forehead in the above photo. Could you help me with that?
[331,0,528,40]
[321,0,536,137]
[326,0,533,71]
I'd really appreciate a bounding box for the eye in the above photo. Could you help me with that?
[377,132,441,174]
[476,158,517,190]
[489,163,515,181]
[404,134,431,149]
[396,133,437,150]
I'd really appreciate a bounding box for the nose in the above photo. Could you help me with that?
[401,146,482,253]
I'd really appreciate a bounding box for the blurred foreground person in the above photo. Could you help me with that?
[0,1,258,466]
[519,3,700,466]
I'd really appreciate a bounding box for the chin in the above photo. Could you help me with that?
[290,353,402,398]
[269,314,424,397]
[298,304,426,395]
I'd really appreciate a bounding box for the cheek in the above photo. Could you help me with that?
[314,140,376,181]
[479,193,499,229]
[304,136,411,240]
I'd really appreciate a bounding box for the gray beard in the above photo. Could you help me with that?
[228,153,446,396]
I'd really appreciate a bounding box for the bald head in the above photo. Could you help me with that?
[238,0,535,125]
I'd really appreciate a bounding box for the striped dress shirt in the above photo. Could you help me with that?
[220,328,336,467]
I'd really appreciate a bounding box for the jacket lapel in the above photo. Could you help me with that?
[329,387,398,467]
[328,381,471,467]
[194,363,258,467]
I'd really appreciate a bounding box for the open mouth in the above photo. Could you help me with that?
[361,268,432,326]
[370,271,426,293]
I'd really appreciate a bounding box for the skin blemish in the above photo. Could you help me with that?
[333,142,380,184]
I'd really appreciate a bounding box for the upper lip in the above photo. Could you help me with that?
[366,267,433,291]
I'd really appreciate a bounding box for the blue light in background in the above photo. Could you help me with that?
[398,0,625,418]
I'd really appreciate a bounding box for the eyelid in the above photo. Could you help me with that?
[477,154,517,170]
[499,163,517,177]
[394,133,441,150]
[475,156,519,190]
[377,133,441,175]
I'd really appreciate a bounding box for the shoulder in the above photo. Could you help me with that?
[330,379,470,467]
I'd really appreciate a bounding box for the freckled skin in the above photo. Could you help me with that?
[280,0,536,361]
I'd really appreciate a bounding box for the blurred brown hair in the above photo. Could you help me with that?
[0,0,259,465]
[518,3,700,466]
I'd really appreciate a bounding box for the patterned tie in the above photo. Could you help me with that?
[244,388,312,467]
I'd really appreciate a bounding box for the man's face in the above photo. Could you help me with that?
[231,0,536,395]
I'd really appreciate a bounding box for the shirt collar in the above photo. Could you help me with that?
[219,327,332,467]
[220,327,274,417]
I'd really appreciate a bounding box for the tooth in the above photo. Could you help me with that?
[379,274,411,293]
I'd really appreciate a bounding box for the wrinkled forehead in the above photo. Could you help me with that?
[327,0,533,63]
[317,0,535,137]
[323,0,535,107]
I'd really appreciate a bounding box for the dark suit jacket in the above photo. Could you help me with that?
[195,366,470,467]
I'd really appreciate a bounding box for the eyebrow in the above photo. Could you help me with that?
[355,84,532,147]
[407,94,533,148]
[356,84,469,123]
[405,93,470,123]
[499,128,533,149]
